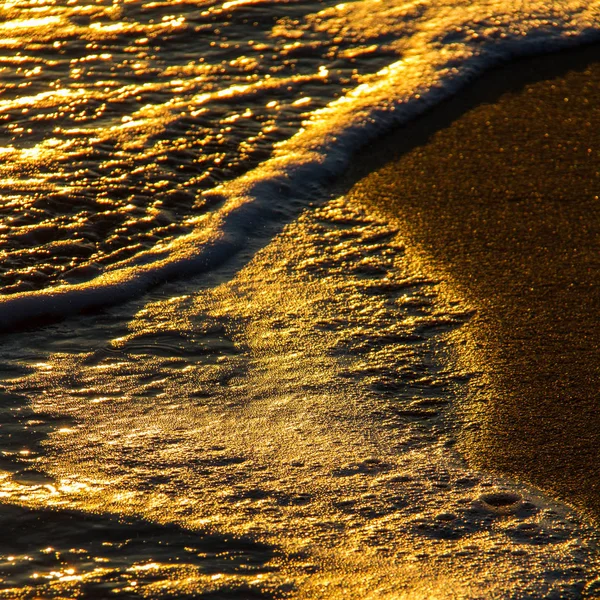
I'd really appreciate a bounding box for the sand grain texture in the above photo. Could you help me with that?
[349,44,600,519]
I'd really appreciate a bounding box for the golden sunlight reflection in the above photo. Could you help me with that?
[0,0,598,597]
[0,17,61,30]
[1,193,592,598]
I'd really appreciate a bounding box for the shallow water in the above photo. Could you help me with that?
[0,1,599,598]
[0,0,599,322]
[0,196,598,597]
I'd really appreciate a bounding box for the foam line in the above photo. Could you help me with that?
[0,3,599,329]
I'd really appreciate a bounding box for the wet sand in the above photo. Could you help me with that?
[346,44,600,520]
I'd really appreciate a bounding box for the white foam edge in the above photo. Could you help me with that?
[0,29,599,330]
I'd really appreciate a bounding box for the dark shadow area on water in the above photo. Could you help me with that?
[0,504,279,598]
[0,315,283,597]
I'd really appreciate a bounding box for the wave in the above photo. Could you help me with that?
[1,1,599,330]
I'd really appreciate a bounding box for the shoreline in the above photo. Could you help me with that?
[345,43,600,520]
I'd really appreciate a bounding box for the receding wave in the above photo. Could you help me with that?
[0,0,598,328]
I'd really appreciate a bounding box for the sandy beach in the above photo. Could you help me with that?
[2,3,600,594]
[347,43,600,520]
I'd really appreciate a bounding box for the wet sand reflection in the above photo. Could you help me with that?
[351,44,600,520]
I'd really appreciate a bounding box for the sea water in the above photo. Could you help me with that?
[0,1,599,598]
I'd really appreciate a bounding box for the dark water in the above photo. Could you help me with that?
[0,0,396,295]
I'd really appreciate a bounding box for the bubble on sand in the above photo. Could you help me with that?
[478,491,523,515]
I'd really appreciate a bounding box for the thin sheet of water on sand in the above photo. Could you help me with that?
[0,194,597,598]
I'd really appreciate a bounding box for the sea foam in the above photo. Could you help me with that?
[0,1,598,328]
